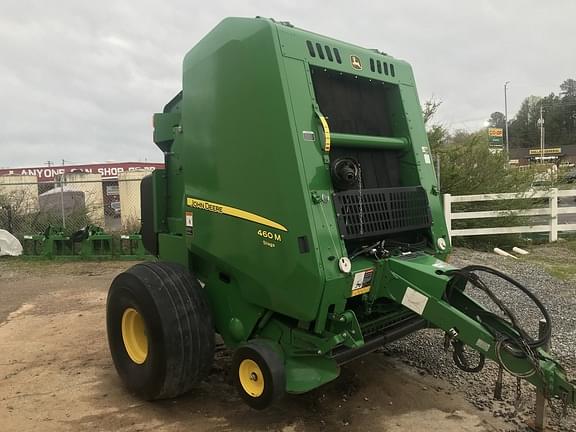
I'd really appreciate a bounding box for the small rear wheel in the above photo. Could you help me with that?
[232,340,285,409]
[106,261,214,400]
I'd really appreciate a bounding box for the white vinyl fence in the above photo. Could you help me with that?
[443,188,576,242]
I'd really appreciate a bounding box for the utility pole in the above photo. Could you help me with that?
[538,105,545,164]
[59,159,68,229]
[504,81,510,156]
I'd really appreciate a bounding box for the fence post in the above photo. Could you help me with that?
[549,188,558,242]
[443,193,452,241]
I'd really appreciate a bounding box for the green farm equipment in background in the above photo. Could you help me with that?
[69,225,113,257]
[106,17,576,410]
[117,234,148,260]
[28,226,75,258]
[21,225,148,260]
[21,232,46,256]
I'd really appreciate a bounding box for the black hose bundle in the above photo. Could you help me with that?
[440,265,552,375]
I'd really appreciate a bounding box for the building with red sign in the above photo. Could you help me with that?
[0,161,164,182]
[0,162,164,232]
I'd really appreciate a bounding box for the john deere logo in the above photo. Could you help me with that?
[350,55,362,70]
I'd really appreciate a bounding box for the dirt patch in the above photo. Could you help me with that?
[0,259,511,431]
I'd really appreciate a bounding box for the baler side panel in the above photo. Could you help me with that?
[178,18,325,323]
[397,79,450,253]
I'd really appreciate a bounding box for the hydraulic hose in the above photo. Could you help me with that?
[445,265,552,349]
[440,265,553,374]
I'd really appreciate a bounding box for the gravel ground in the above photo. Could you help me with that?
[384,248,576,432]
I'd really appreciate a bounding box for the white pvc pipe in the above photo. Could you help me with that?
[512,246,529,255]
[494,247,519,259]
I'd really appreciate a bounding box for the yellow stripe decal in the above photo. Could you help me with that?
[186,197,288,232]
[319,116,331,152]
[352,286,371,297]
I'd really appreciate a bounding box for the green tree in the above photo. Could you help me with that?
[560,78,576,99]
[509,96,541,148]
[422,98,449,152]
[427,124,449,152]
[488,111,506,129]
[509,78,576,149]
[559,79,576,139]
[423,98,442,125]
[425,125,531,195]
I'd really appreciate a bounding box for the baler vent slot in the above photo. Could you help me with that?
[333,48,342,63]
[324,45,334,61]
[369,58,390,76]
[316,43,325,59]
[333,186,431,240]
[305,41,341,63]
[306,40,316,57]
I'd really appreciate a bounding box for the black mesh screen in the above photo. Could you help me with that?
[310,67,392,136]
[333,186,432,240]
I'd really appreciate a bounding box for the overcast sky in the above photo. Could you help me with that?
[2,0,574,168]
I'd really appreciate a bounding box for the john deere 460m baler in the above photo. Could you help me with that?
[107,17,575,410]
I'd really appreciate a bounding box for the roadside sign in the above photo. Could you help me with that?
[488,128,503,144]
[529,147,561,155]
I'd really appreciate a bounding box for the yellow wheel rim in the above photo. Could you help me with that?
[239,359,265,397]
[121,308,148,364]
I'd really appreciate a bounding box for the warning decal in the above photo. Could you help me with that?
[351,269,374,297]
[422,146,432,164]
[401,287,428,315]
[185,211,193,235]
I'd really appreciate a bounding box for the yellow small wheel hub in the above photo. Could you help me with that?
[238,359,265,397]
[121,308,148,364]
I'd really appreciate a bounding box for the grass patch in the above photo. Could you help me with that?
[523,240,576,281]
[544,264,576,281]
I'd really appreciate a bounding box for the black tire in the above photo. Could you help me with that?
[106,261,214,400]
[232,340,285,410]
